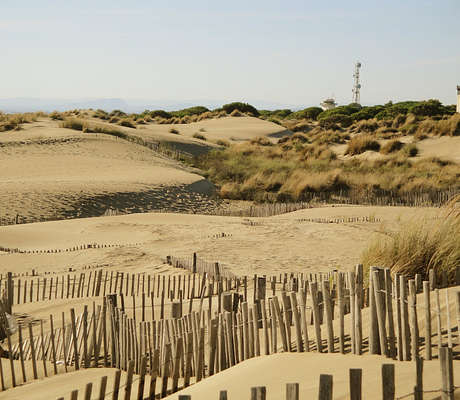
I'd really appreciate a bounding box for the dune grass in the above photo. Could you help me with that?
[361,195,460,281]
[345,135,380,155]
[59,118,127,137]
[0,112,42,132]
[193,132,207,140]
[380,139,403,154]
[195,133,460,202]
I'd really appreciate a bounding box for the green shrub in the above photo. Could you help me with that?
[287,107,323,120]
[222,102,259,116]
[318,103,362,120]
[409,99,448,117]
[171,106,209,118]
[351,106,385,121]
[319,113,353,128]
[149,110,172,119]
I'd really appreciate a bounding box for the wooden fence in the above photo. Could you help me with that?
[2,188,458,226]
[0,262,459,398]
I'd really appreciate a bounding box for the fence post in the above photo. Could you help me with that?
[286,383,299,400]
[372,271,387,357]
[84,382,92,400]
[440,346,454,400]
[423,281,432,360]
[414,356,423,400]
[318,374,333,400]
[98,376,108,400]
[381,364,395,400]
[251,386,266,400]
[349,368,362,400]
[309,282,322,353]
[124,360,135,400]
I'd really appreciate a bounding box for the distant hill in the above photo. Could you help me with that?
[0,98,306,113]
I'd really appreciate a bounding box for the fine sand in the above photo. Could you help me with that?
[0,205,437,277]
[0,120,218,221]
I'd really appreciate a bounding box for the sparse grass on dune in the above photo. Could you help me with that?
[195,136,460,202]
[361,195,460,281]
[59,118,127,137]
[0,112,44,132]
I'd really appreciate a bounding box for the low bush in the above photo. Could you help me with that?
[319,113,353,129]
[222,102,259,116]
[169,128,180,134]
[171,106,209,118]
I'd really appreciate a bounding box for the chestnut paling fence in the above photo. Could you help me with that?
[0,256,459,399]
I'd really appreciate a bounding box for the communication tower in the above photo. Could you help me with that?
[352,62,362,104]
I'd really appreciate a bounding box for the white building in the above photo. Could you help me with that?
[320,98,337,111]
[457,86,460,113]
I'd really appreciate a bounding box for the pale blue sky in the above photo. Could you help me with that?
[1,0,459,109]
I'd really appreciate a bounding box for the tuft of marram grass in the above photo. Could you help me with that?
[361,194,460,282]
[380,139,403,154]
[193,132,206,140]
[345,135,380,155]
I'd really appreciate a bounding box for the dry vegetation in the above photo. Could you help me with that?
[361,195,460,279]
[195,132,460,202]
[0,111,44,132]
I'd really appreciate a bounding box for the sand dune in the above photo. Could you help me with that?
[132,116,289,145]
[0,205,436,276]
[0,120,219,222]
[166,353,459,400]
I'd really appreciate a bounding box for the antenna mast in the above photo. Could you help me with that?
[352,61,362,104]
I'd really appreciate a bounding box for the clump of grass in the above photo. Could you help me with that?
[60,118,126,137]
[401,143,418,157]
[229,109,244,117]
[169,128,180,134]
[361,195,460,281]
[50,111,63,120]
[380,139,403,154]
[60,118,85,131]
[345,135,381,155]
[250,136,272,146]
[193,132,207,140]
[216,139,230,147]
[0,112,40,132]
[119,119,136,128]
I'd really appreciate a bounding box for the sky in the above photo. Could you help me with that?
[1,0,459,109]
